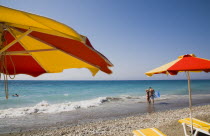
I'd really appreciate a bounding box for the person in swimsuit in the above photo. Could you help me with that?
[149,87,155,104]
[145,88,151,103]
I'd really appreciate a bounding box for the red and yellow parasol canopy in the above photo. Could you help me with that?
[145,54,210,76]
[0,6,113,77]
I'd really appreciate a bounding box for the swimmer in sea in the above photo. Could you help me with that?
[12,94,19,97]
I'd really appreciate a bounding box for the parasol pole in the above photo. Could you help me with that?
[186,71,193,135]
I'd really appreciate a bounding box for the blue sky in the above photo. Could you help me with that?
[1,0,210,80]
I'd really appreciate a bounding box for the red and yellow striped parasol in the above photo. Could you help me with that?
[0,6,113,98]
[145,54,210,135]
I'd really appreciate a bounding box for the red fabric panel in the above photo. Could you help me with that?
[85,37,94,48]
[32,32,112,74]
[0,56,47,77]
[167,71,178,75]
[85,37,112,67]
[1,31,47,77]
[168,56,210,72]
[15,28,112,74]
[3,31,25,51]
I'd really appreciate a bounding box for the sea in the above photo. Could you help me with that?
[0,80,210,134]
[0,80,210,119]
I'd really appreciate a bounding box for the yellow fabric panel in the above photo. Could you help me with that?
[141,128,166,136]
[8,23,82,41]
[179,118,210,133]
[0,6,83,42]
[31,50,99,75]
[145,59,180,76]
[88,68,99,76]
[133,128,166,136]
[133,130,143,136]
[10,28,99,76]
[151,128,167,136]
[11,28,53,50]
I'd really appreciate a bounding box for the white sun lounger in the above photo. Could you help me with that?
[178,118,210,136]
[133,128,167,136]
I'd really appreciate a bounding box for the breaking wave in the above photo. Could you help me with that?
[0,95,168,118]
[0,97,108,118]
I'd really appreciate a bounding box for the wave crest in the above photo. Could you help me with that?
[0,95,169,118]
[0,97,108,118]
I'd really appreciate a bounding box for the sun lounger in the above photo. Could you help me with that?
[178,118,210,136]
[133,128,167,136]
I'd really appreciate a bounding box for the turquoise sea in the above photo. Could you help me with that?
[0,80,210,118]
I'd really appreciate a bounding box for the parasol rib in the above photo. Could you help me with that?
[0,28,32,54]
[6,27,49,73]
[5,49,57,55]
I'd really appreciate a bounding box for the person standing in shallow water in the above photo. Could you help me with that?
[149,87,155,104]
[145,88,151,103]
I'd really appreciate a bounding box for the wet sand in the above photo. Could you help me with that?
[0,95,210,136]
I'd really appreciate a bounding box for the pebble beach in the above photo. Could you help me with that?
[1,104,210,136]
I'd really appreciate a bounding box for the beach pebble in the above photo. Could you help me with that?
[2,105,210,136]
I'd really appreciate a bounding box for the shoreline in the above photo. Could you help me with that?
[1,94,210,134]
[0,94,210,135]
[1,94,210,135]
[1,104,210,136]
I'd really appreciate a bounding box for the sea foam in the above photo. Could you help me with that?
[0,94,172,118]
[0,97,108,118]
